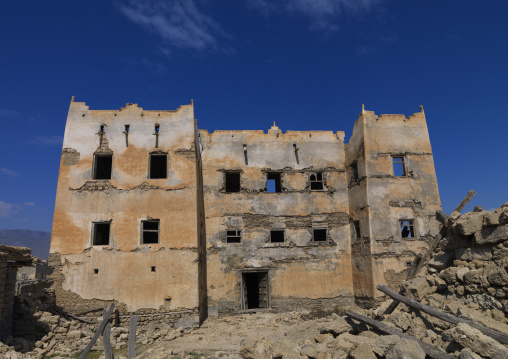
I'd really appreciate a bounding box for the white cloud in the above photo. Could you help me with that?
[141,57,167,76]
[0,109,19,119]
[249,0,381,32]
[24,202,36,207]
[0,201,20,218]
[120,0,224,51]
[0,168,17,177]
[30,135,63,145]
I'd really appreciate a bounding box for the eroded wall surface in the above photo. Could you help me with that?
[200,125,355,313]
[346,107,441,298]
[50,100,201,313]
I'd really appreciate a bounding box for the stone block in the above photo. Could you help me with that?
[455,212,485,236]
[386,338,425,359]
[475,225,508,245]
[455,247,492,261]
[444,323,508,359]
[487,268,508,286]
[319,317,351,337]
[405,277,432,301]
[483,212,501,226]
[429,252,454,270]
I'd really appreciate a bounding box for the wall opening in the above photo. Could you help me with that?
[392,156,406,177]
[266,173,281,193]
[92,222,110,246]
[142,220,160,244]
[270,230,284,243]
[313,228,327,242]
[351,162,359,180]
[150,154,167,179]
[399,219,415,238]
[310,172,324,190]
[226,230,242,243]
[353,221,361,239]
[93,154,112,180]
[225,172,240,192]
[151,266,156,272]
[242,271,269,310]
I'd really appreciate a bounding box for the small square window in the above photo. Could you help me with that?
[392,156,406,177]
[310,172,324,191]
[270,230,284,243]
[353,221,361,239]
[94,268,99,274]
[226,230,242,243]
[150,154,167,179]
[225,172,241,192]
[313,228,327,242]
[399,219,415,238]
[92,222,110,246]
[93,155,112,180]
[267,173,282,193]
[151,266,156,272]
[142,220,160,244]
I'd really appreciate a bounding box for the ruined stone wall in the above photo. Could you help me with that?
[347,107,441,297]
[0,245,33,340]
[50,100,202,313]
[200,125,355,313]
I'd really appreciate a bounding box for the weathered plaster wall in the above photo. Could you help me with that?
[346,107,441,297]
[50,100,200,312]
[200,125,355,313]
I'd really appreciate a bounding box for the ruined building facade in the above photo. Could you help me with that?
[49,99,441,321]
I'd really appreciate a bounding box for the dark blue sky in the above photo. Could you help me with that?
[0,0,507,232]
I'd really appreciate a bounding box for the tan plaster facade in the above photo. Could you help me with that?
[50,100,441,317]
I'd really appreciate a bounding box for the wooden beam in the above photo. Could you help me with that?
[103,309,114,359]
[453,190,477,214]
[436,210,449,224]
[128,316,138,359]
[377,285,508,345]
[346,311,455,359]
[79,303,115,359]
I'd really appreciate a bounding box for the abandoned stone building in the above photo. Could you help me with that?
[49,98,441,322]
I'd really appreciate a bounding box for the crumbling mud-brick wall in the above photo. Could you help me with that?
[346,106,441,298]
[49,99,205,318]
[0,245,33,340]
[199,124,355,314]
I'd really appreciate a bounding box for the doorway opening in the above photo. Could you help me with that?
[242,271,269,310]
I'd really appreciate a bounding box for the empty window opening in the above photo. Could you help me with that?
[242,271,269,310]
[92,222,110,246]
[154,123,160,148]
[353,221,361,239]
[226,230,242,243]
[149,154,167,179]
[142,220,160,244]
[270,230,284,243]
[93,155,112,180]
[225,172,241,192]
[400,220,415,238]
[94,269,99,274]
[351,162,359,180]
[310,172,324,190]
[155,124,160,133]
[151,266,156,272]
[100,125,104,133]
[393,156,406,177]
[124,125,130,147]
[313,228,327,242]
[267,173,282,193]
[243,144,248,165]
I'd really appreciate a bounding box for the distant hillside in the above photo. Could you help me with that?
[0,229,51,259]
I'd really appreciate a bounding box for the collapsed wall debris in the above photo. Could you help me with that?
[237,201,508,359]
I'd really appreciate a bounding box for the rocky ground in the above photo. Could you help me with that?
[1,203,508,359]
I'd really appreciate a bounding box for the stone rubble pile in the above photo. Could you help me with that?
[239,203,508,359]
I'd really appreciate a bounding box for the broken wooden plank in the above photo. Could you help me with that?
[79,303,115,359]
[346,311,455,359]
[436,210,449,224]
[128,315,138,359]
[103,309,114,359]
[377,285,508,345]
[453,189,477,214]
